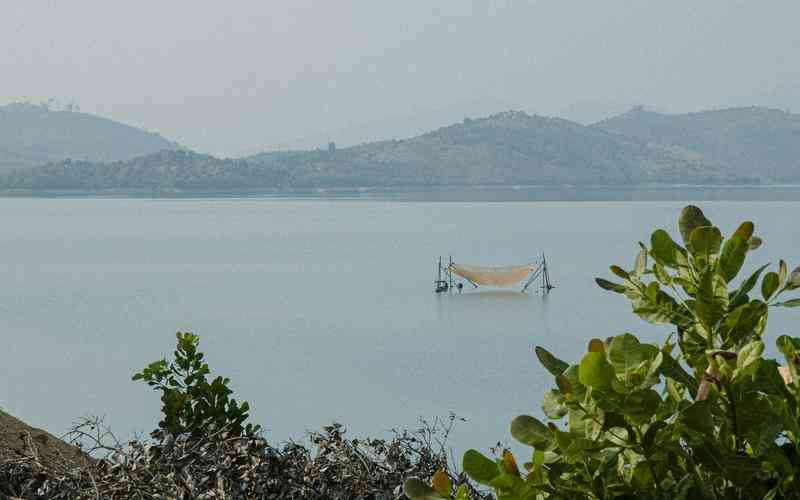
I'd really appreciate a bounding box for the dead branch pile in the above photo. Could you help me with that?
[0,416,486,499]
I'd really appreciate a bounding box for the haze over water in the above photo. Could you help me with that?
[2,190,799,453]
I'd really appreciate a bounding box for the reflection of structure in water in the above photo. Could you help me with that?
[434,254,554,294]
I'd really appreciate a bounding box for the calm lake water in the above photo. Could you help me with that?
[2,191,800,455]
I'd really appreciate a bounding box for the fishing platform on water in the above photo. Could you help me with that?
[434,254,554,294]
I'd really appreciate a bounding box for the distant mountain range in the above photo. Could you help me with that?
[0,102,181,173]
[1,105,798,192]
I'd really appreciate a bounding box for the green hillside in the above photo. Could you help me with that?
[253,111,726,187]
[0,102,181,173]
[596,106,800,182]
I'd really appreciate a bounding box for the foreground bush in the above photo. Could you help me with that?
[407,205,800,499]
[133,332,260,439]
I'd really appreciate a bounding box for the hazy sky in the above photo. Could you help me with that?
[2,1,799,155]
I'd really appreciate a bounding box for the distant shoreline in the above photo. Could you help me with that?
[3,183,800,201]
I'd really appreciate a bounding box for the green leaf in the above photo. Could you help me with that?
[552,430,589,461]
[734,263,770,298]
[761,272,780,301]
[532,448,545,467]
[776,335,800,360]
[733,388,792,457]
[462,449,500,485]
[624,389,662,425]
[510,415,552,448]
[778,260,788,287]
[747,236,762,250]
[650,229,683,268]
[737,340,764,371]
[632,285,686,326]
[690,441,724,474]
[653,262,672,285]
[681,399,714,434]
[607,333,658,374]
[665,377,685,403]
[689,226,722,257]
[718,234,748,282]
[403,478,445,500]
[719,300,768,346]
[761,444,794,477]
[734,221,755,241]
[695,270,729,327]
[610,265,629,279]
[679,205,712,248]
[774,298,800,307]
[555,373,572,394]
[659,350,698,398]
[454,485,470,500]
[579,352,615,388]
[645,351,663,383]
[567,407,591,435]
[630,461,655,490]
[642,421,667,451]
[736,359,791,399]
[596,278,626,293]
[561,365,587,401]
[535,346,569,376]
[634,247,647,276]
[588,338,605,353]
[542,389,568,419]
[720,454,761,488]
[488,473,527,494]
[788,265,800,290]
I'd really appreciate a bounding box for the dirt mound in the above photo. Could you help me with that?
[0,411,90,468]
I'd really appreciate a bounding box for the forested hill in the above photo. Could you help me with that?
[0,111,734,192]
[595,107,800,182]
[0,102,181,173]
[251,111,725,186]
[0,150,283,191]
[2,107,798,192]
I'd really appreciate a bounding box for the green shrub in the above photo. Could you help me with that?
[133,332,260,438]
[406,205,800,499]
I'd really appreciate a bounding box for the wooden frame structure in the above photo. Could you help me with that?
[434,253,553,294]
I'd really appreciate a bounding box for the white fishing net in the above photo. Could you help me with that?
[449,263,538,287]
